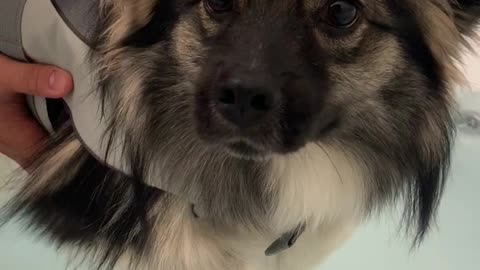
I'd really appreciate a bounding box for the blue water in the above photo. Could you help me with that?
[0,90,478,270]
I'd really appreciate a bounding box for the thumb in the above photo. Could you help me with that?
[0,55,73,98]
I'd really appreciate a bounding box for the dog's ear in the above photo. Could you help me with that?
[451,0,480,36]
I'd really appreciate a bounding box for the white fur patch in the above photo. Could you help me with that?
[224,143,368,270]
[270,143,366,232]
[111,143,367,270]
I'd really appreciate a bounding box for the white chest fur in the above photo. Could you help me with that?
[112,143,366,270]
[270,143,366,232]
[247,143,367,269]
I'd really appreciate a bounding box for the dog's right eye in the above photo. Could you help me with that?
[204,0,234,14]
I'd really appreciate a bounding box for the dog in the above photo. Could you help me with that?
[2,0,480,269]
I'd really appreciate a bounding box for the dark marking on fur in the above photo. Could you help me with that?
[121,0,202,48]
[1,126,162,270]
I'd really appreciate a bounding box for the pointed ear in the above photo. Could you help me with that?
[451,0,480,36]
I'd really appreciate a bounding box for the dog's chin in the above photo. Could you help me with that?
[223,141,272,161]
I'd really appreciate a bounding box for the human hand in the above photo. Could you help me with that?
[0,55,73,168]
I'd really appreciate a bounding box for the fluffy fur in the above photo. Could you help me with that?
[2,0,480,269]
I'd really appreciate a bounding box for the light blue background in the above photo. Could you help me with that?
[1,90,479,270]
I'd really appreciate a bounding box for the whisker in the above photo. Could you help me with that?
[315,143,344,185]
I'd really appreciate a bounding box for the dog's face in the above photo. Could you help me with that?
[193,0,412,158]
[99,0,475,161]
[92,0,480,233]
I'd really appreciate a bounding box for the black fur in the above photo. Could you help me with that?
[121,0,180,48]
[2,126,162,269]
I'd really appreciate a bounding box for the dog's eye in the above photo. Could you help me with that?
[327,0,359,28]
[204,0,234,14]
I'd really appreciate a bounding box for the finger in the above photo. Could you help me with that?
[0,100,48,168]
[0,55,73,98]
[0,116,47,168]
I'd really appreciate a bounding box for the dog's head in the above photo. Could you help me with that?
[93,0,480,237]
[5,2,480,269]
[96,0,478,157]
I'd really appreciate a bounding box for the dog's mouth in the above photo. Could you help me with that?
[224,140,270,160]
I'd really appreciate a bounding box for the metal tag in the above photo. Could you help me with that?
[265,223,306,256]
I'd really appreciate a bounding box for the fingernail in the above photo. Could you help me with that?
[48,70,69,94]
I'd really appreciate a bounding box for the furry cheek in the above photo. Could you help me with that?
[171,17,206,81]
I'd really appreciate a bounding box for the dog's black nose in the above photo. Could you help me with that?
[215,78,276,128]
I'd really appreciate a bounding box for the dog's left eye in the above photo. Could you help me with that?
[204,0,234,14]
[327,0,360,28]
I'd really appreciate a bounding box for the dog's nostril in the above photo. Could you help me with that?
[214,79,278,127]
[219,88,236,104]
[250,94,271,111]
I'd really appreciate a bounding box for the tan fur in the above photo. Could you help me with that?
[109,53,150,126]
[101,0,157,44]
[96,0,157,77]
[199,4,224,36]
[21,138,82,197]
[408,0,466,84]
[329,35,404,103]
[172,18,205,77]
[144,199,239,270]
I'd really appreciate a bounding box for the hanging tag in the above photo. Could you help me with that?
[265,223,306,256]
